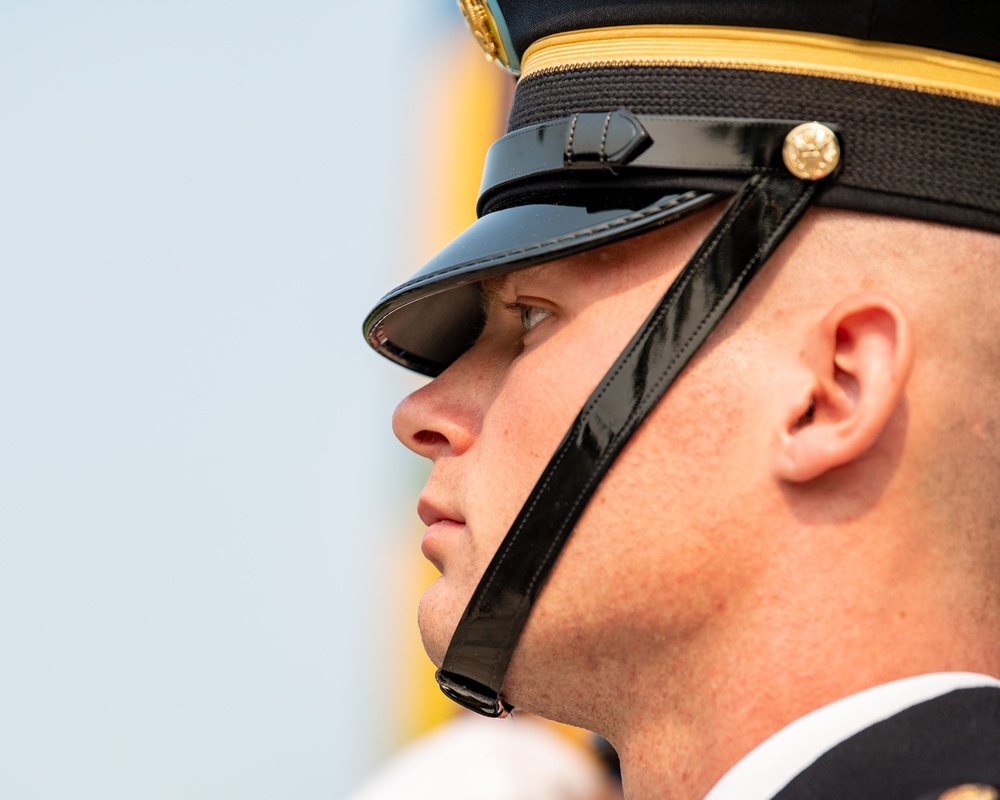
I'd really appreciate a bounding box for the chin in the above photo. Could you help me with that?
[416,581,455,668]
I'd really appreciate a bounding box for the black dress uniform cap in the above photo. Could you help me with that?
[366,0,1000,377]
[361,0,1000,717]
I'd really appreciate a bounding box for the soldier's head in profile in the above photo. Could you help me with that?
[362,2,1000,797]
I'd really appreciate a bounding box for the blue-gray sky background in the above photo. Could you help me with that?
[0,2,458,796]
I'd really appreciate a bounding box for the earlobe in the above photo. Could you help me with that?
[775,294,914,483]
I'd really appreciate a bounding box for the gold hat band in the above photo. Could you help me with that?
[520,25,1000,106]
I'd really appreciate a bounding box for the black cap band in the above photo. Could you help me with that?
[510,64,1000,234]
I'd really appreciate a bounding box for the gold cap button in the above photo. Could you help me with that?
[782,122,840,180]
[939,785,1000,800]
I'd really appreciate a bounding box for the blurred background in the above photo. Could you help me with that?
[0,2,511,797]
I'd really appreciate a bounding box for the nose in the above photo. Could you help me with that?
[391,365,481,461]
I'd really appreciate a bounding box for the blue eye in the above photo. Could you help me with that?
[520,304,552,332]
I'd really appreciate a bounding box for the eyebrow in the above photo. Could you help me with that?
[480,274,513,314]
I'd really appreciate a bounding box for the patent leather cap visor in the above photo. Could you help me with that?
[363,190,715,376]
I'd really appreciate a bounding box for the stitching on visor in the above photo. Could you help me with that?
[384,192,706,299]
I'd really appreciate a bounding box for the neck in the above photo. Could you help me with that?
[597,570,1000,799]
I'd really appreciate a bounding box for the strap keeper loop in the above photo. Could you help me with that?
[564,109,651,174]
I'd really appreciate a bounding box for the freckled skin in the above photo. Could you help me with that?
[396,210,726,672]
[392,208,1000,800]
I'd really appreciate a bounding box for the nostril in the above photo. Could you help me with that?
[414,429,448,447]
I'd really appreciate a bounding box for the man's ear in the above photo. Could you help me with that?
[774,293,914,483]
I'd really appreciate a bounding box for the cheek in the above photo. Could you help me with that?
[536,350,769,631]
[466,300,663,546]
[473,343,612,508]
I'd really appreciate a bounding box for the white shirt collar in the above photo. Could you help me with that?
[703,672,1000,800]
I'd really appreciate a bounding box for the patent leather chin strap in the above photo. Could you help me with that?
[437,171,820,717]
